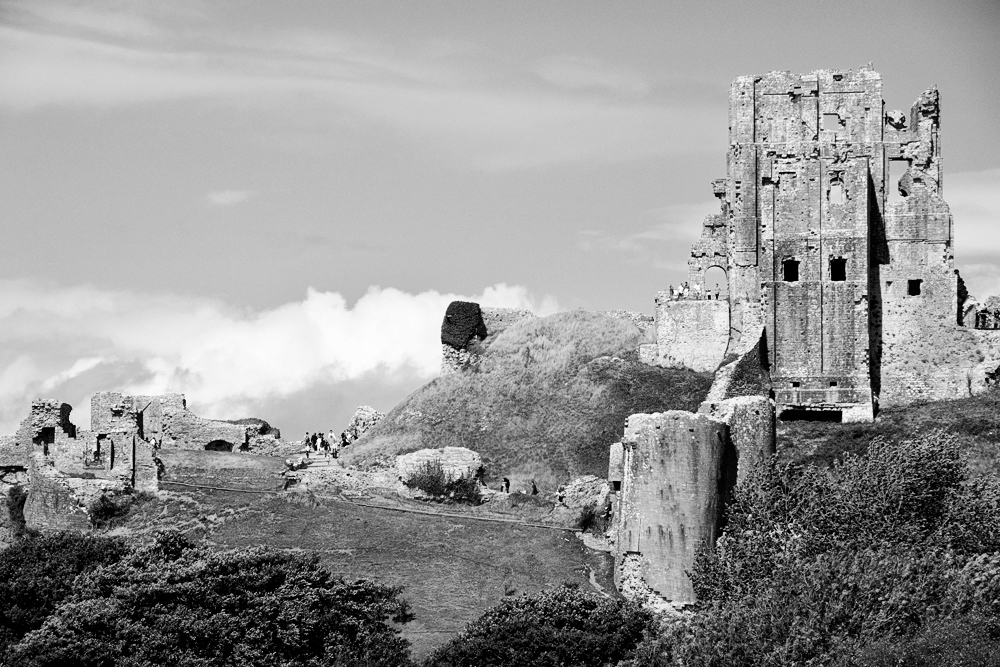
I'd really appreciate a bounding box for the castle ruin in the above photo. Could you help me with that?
[640,65,1000,421]
[616,66,1000,606]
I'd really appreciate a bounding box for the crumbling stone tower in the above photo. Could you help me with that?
[642,66,999,421]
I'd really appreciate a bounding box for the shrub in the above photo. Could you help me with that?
[576,501,611,534]
[404,460,482,505]
[423,584,655,667]
[88,489,154,528]
[405,460,450,497]
[5,485,28,539]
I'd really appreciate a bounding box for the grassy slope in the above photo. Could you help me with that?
[779,390,1000,477]
[116,489,613,660]
[345,311,714,489]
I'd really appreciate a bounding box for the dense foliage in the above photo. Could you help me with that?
[628,432,1000,666]
[3,532,413,667]
[424,585,655,667]
[0,533,129,658]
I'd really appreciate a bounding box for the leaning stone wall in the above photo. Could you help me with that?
[613,411,732,604]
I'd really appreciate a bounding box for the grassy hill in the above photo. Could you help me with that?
[344,310,714,490]
[779,390,1000,477]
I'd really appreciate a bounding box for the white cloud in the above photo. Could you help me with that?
[207,189,252,206]
[0,280,559,434]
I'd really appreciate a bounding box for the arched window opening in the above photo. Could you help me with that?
[205,440,234,452]
[703,266,728,301]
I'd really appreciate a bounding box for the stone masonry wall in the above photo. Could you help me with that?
[158,450,286,492]
[639,297,729,373]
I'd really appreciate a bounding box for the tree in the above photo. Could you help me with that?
[8,531,414,667]
[423,585,655,667]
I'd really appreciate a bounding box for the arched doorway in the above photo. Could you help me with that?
[704,266,728,301]
[205,440,234,452]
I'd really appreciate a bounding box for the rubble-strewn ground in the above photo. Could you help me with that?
[779,389,1000,476]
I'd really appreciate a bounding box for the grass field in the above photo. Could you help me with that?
[347,311,713,491]
[116,488,614,660]
[779,389,1000,477]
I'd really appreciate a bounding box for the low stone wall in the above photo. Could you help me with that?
[639,298,729,373]
[159,450,286,492]
[598,310,654,334]
[481,307,534,336]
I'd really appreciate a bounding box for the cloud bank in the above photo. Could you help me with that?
[0,280,558,434]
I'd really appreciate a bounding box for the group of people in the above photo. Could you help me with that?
[302,431,341,459]
[668,282,724,301]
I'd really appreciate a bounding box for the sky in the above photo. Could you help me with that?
[1,0,998,437]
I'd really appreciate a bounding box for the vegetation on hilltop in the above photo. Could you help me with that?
[779,389,1000,476]
[345,311,713,488]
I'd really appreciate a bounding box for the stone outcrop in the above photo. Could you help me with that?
[557,475,610,511]
[639,66,1000,422]
[341,406,384,446]
[395,446,482,481]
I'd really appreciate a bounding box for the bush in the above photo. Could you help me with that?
[404,460,482,505]
[87,489,153,528]
[5,485,28,539]
[576,501,611,534]
[7,531,414,667]
[423,585,655,667]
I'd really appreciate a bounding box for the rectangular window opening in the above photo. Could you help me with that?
[830,257,847,281]
[791,381,801,388]
[822,113,841,132]
[908,279,923,296]
[829,381,838,387]
[829,178,845,205]
[783,258,800,282]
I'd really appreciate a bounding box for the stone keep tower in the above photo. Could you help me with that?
[641,66,1000,421]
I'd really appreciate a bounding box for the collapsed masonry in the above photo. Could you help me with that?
[640,66,1000,422]
[0,392,286,544]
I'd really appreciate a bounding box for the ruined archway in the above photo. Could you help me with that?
[204,440,234,452]
[703,265,728,301]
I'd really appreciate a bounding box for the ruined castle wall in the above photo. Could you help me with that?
[481,307,534,336]
[639,299,729,373]
[710,396,775,486]
[0,434,27,468]
[613,411,732,604]
[158,450,285,492]
[22,456,91,533]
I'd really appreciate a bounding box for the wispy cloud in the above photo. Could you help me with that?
[207,189,252,206]
[0,280,558,434]
[577,201,719,267]
[0,1,723,170]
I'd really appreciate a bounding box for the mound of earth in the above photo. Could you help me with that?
[345,310,713,490]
